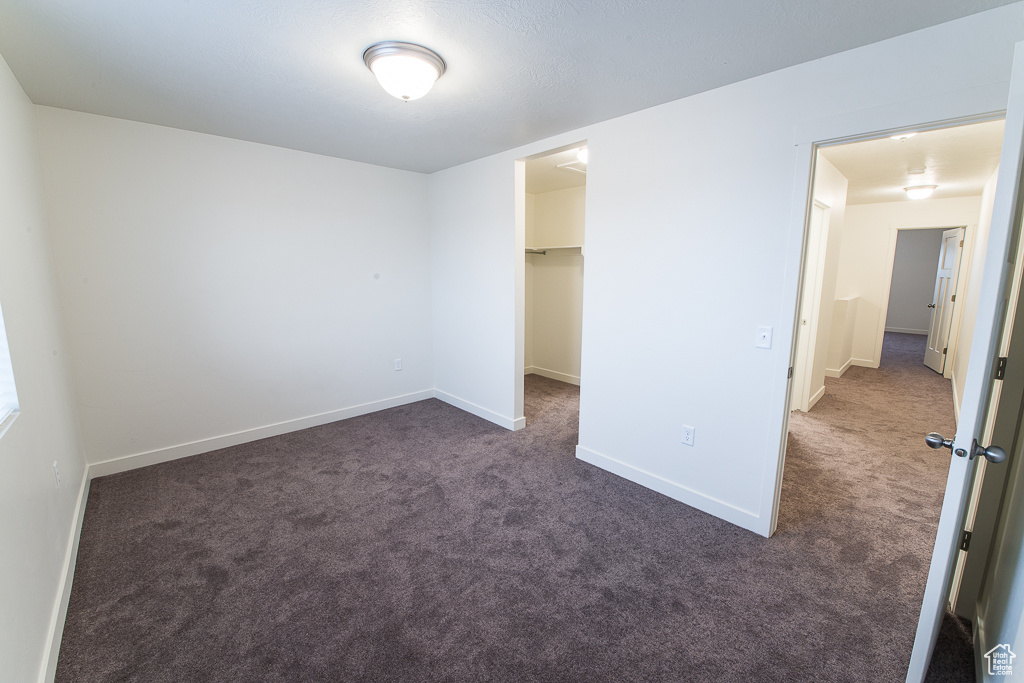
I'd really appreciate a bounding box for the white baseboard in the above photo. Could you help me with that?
[89,390,436,478]
[885,327,928,335]
[825,357,853,378]
[433,390,525,431]
[807,385,826,410]
[851,357,879,369]
[40,472,90,683]
[574,445,762,535]
[525,366,580,386]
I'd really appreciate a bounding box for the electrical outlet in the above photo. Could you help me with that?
[393,358,402,371]
[756,326,773,349]
[53,460,61,489]
[682,425,695,446]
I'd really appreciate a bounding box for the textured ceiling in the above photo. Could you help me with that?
[819,119,1005,205]
[0,0,1017,173]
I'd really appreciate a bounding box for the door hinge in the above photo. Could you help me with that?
[788,366,793,379]
[960,529,972,552]
[951,294,956,302]
[996,356,1008,380]
[960,240,964,247]
[943,347,948,355]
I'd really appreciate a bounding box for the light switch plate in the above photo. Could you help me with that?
[756,326,773,349]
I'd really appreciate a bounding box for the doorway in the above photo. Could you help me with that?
[517,143,587,428]
[780,118,1005,675]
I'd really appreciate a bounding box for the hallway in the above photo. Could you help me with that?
[782,331,964,678]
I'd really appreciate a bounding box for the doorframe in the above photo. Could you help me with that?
[766,109,1007,537]
[875,225,970,378]
[792,200,831,413]
[514,140,589,427]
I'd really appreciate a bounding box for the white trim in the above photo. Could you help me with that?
[433,390,526,431]
[885,327,929,335]
[40,472,90,683]
[851,357,879,369]
[89,390,435,477]
[807,385,826,411]
[952,370,962,425]
[524,366,581,386]
[575,445,762,535]
[825,358,853,378]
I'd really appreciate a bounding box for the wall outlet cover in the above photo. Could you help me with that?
[682,425,695,446]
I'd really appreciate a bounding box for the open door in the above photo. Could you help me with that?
[924,228,965,373]
[905,44,1024,682]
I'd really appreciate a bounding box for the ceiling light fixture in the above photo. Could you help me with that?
[363,41,446,101]
[904,185,937,200]
[891,132,917,141]
[577,147,589,164]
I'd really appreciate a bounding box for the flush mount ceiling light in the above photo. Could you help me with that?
[577,147,589,164]
[905,185,937,200]
[363,41,446,101]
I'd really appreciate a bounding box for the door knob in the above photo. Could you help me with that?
[970,439,1007,464]
[927,304,936,308]
[926,433,1007,464]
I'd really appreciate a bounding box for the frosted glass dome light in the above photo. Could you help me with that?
[577,147,589,164]
[904,185,937,200]
[363,42,446,101]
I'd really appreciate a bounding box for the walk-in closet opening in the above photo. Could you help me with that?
[518,143,587,427]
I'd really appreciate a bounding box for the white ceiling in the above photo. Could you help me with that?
[527,146,588,194]
[819,119,1005,205]
[0,0,1017,174]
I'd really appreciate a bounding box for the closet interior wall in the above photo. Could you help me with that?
[525,186,586,386]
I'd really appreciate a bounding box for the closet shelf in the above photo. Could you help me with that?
[526,245,584,255]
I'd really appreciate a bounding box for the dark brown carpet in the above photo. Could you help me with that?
[57,335,962,681]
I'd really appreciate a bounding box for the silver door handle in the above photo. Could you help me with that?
[926,433,1007,464]
[969,439,1007,464]
[927,304,936,308]
[925,433,953,451]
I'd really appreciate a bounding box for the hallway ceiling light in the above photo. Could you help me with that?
[904,185,937,200]
[363,42,446,101]
[577,147,589,164]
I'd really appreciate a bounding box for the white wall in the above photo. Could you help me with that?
[0,57,87,682]
[833,196,984,371]
[429,5,1024,535]
[526,186,585,384]
[886,228,946,334]
[34,108,434,470]
[524,193,536,371]
[800,156,848,409]
[953,170,1001,411]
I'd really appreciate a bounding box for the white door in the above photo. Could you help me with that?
[793,202,830,412]
[905,46,1024,682]
[923,228,964,374]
